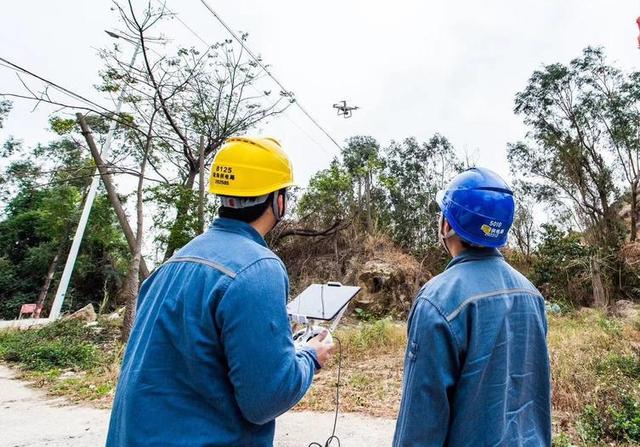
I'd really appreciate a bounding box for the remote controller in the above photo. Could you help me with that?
[292,326,333,348]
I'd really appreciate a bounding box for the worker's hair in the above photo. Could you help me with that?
[218,190,285,224]
[218,193,272,223]
[459,236,488,250]
[460,239,474,249]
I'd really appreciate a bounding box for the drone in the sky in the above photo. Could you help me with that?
[332,100,360,118]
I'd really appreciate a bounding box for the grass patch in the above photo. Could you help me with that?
[0,318,122,406]
[0,320,101,371]
[295,318,406,417]
[549,308,640,445]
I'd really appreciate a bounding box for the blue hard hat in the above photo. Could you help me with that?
[435,167,515,248]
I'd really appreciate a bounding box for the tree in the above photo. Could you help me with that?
[103,0,291,260]
[297,159,354,226]
[509,47,624,307]
[510,183,537,262]
[75,112,151,341]
[341,136,384,233]
[383,135,461,253]
[611,70,640,240]
[0,136,129,319]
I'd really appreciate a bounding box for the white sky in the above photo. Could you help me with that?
[2,0,640,189]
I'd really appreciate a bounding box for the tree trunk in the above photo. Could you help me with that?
[120,255,140,342]
[198,135,206,234]
[34,245,63,318]
[631,181,638,241]
[76,113,150,279]
[121,121,152,342]
[364,174,372,233]
[590,256,608,308]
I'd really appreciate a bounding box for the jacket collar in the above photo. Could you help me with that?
[210,218,268,247]
[445,247,503,271]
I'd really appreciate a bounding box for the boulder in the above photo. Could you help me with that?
[356,259,414,315]
[105,306,125,321]
[612,299,640,321]
[64,304,97,323]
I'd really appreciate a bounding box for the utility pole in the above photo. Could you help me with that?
[48,34,141,320]
[198,135,206,234]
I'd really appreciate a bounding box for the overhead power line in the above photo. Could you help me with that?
[0,57,112,114]
[148,0,338,156]
[196,0,343,152]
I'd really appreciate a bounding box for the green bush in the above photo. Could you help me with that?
[579,405,605,444]
[532,224,591,306]
[598,354,640,380]
[610,395,640,442]
[0,320,101,371]
[345,317,404,351]
[552,433,575,447]
[579,396,640,444]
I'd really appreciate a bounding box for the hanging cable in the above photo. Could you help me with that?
[0,57,112,114]
[150,0,339,156]
[196,0,343,153]
[308,335,342,447]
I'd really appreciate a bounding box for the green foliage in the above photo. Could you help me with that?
[598,354,640,380]
[383,135,461,253]
[353,307,376,322]
[49,117,77,135]
[341,136,385,232]
[0,320,101,371]
[551,433,575,447]
[574,347,640,444]
[0,100,11,129]
[532,224,591,306]
[147,183,213,259]
[296,134,461,257]
[297,159,354,225]
[0,136,130,319]
[580,396,640,444]
[347,318,399,351]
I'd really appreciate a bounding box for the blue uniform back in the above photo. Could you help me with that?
[107,218,318,447]
[394,248,551,446]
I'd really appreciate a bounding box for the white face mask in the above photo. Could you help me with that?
[438,213,456,256]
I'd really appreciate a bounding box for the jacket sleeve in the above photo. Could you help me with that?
[393,298,460,447]
[215,258,318,425]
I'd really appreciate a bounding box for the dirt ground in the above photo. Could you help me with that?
[0,365,395,447]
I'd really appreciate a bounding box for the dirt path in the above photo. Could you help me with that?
[0,365,395,446]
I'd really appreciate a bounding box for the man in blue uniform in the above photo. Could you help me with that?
[107,137,334,446]
[393,167,551,446]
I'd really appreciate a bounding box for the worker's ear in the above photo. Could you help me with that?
[442,218,452,234]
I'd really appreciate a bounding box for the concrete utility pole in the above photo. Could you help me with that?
[198,135,206,234]
[48,33,141,320]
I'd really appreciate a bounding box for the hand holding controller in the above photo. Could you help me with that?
[294,326,335,368]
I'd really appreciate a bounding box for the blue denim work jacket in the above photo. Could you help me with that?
[393,248,551,446]
[106,218,319,447]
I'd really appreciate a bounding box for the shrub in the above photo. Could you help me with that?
[337,317,406,358]
[580,395,640,444]
[0,320,101,371]
[532,224,591,306]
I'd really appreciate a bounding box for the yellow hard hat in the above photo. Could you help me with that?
[208,136,294,197]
